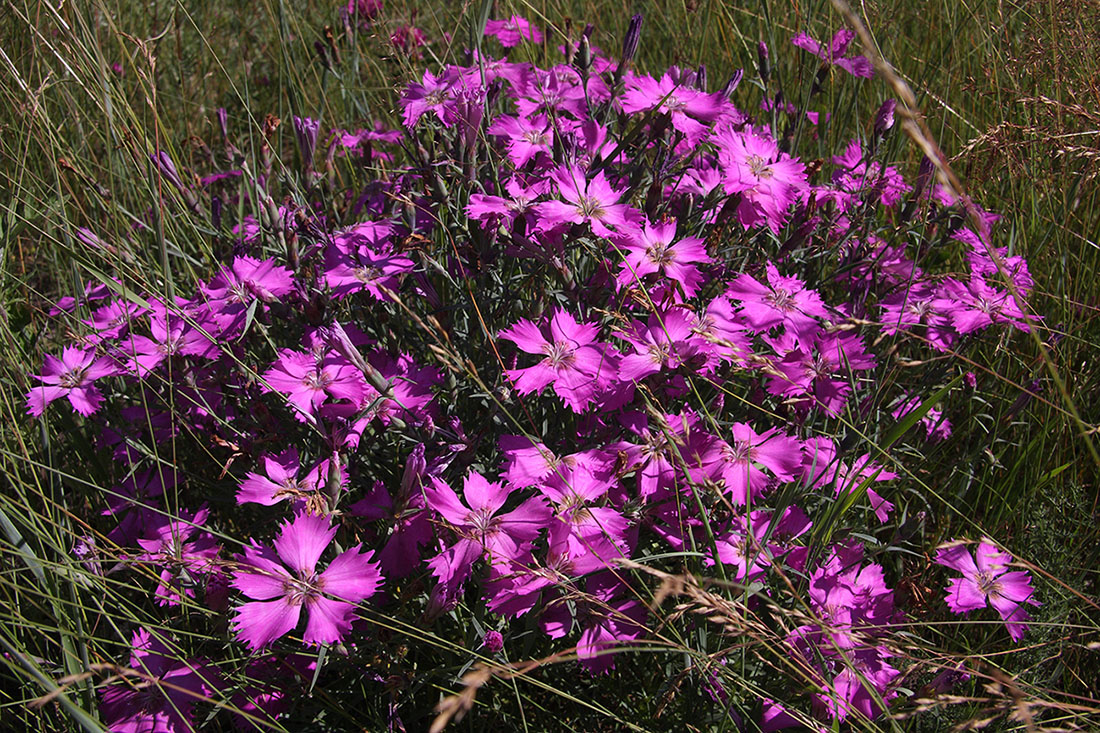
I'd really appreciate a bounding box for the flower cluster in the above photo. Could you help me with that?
[26,12,1040,730]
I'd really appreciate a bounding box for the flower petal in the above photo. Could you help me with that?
[274,511,336,575]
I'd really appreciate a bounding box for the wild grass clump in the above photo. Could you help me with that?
[1,1,1098,731]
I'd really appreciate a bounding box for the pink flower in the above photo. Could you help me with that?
[262,349,367,419]
[99,629,217,733]
[401,69,455,127]
[935,539,1039,641]
[136,506,220,607]
[535,163,639,237]
[25,346,119,417]
[791,29,874,78]
[484,15,543,47]
[486,114,553,168]
[619,72,725,142]
[499,308,620,412]
[694,423,802,504]
[932,276,1033,335]
[231,510,383,649]
[425,469,551,563]
[237,449,331,506]
[613,219,711,297]
[714,127,807,232]
[727,262,830,341]
[616,308,703,382]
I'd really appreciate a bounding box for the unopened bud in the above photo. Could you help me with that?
[401,444,427,496]
[573,34,591,73]
[151,150,184,191]
[293,115,321,172]
[874,98,897,138]
[620,14,642,68]
[720,69,743,99]
[914,156,934,198]
[757,41,770,85]
[216,107,229,143]
[695,64,707,91]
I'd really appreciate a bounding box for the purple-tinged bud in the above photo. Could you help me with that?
[217,107,229,142]
[620,14,642,68]
[293,115,321,172]
[151,150,185,192]
[326,319,371,375]
[211,195,222,229]
[720,69,743,99]
[874,98,897,137]
[757,41,770,85]
[573,34,591,73]
[695,64,707,91]
[481,630,504,653]
[313,40,331,71]
[74,227,108,251]
[401,444,427,497]
[914,156,934,199]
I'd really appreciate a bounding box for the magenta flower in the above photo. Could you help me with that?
[932,276,1033,335]
[499,308,620,412]
[616,308,702,382]
[401,69,456,127]
[486,114,553,168]
[467,177,547,231]
[425,469,552,563]
[25,346,118,417]
[620,72,725,142]
[714,127,807,232]
[100,629,217,733]
[727,262,830,340]
[935,539,1039,641]
[791,29,874,78]
[535,163,639,237]
[694,423,802,504]
[231,510,383,649]
[484,15,543,47]
[613,219,711,297]
[237,448,330,506]
[136,506,220,607]
[262,349,367,419]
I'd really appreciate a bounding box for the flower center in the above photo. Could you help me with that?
[766,287,794,311]
[466,506,497,535]
[284,573,321,606]
[576,195,606,220]
[58,367,87,389]
[646,242,673,266]
[975,569,1001,597]
[522,129,549,146]
[745,154,774,179]
[302,370,335,391]
[725,439,753,465]
[354,266,382,283]
[543,340,576,369]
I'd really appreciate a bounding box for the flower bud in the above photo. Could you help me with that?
[150,150,185,192]
[874,98,896,138]
[293,115,321,172]
[757,41,770,85]
[695,63,707,91]
[481,630,504,653]
[620,14,642,67]
[720,69,743,99]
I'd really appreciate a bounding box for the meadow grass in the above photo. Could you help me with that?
[1,0,1097,730]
